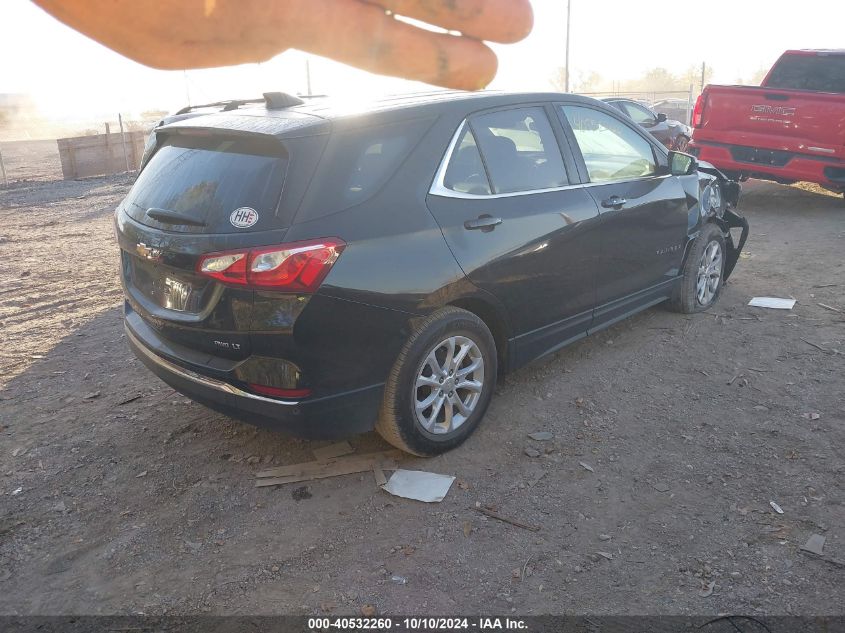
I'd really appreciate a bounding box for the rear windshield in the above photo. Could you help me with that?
[766,54,845,93]
[124,134,288,232]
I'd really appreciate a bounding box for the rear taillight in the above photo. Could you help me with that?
[198,252,248,285]
[692,93,706,128]
[197,238,345,292]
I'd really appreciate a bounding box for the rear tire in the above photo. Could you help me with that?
[668,223,726,314]
[376,307,497,456]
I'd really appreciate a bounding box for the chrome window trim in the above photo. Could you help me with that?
[125,325,300,406]
[429,118,672,201]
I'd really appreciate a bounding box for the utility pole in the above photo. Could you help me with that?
[564,0,572,92]
[183,70,191,106]
[118,113,130,173]
[700,62,706,93]
[305,58,312,96]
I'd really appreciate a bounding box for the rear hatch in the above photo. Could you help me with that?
[117,124,323,360]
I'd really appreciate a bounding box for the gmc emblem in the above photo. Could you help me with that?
[751,105,796,117]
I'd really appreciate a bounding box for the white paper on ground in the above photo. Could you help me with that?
[748,297,796,310]
[381,469,455,503]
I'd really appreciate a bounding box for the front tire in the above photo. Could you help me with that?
[376,307,497,456]
[668,223,726,314]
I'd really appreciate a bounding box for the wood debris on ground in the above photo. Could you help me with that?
[472,504,540,532]
[312,440,355,461]
[372,466,388,487]
[254,450,401,488]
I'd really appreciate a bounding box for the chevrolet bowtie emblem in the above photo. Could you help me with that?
[135,242,162,260]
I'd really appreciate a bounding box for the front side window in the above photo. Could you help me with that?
[470,107,568,194]
[561,105,657,183]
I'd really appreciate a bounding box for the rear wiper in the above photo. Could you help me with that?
[146,208,207,227]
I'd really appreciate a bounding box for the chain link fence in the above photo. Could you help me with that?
[576,88,697,125]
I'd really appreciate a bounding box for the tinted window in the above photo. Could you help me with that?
[622,102,657,126]
[471,107,568,194]
[443,126,492,195]
[297,117,432,220]
[766,54,845,93]
[125,135,287,232]
[561,105,657,183]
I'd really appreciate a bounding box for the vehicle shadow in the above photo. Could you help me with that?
[0,306,391,483]
[740,180,844,216]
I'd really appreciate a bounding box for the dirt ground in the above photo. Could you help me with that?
[0,173,843,617]
[0,140,64,183]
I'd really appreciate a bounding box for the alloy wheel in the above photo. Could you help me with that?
[696,240,723,306]
[413,335,485,436]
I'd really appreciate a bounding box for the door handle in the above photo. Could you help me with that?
[464,215,503,232]
[601,196,627,209]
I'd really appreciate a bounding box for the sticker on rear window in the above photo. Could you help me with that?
[230,207,259,229]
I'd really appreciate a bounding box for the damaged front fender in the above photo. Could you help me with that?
[718,207,749,281]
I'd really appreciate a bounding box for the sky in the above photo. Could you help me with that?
[1,0,842,121]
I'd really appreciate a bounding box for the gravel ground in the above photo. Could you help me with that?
[0,175,843,616]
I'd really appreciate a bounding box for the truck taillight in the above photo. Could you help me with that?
[692,94,706,128]
[197,238,345,292]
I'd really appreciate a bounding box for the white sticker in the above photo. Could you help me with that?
[229,207,259,229]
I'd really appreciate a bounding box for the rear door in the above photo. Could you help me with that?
[556,103,689,320]
[426,105,602,364]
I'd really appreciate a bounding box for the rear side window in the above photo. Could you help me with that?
[443,126,492,195]
[124,135,287,232]
[561,105,657,183]
[296,117,433,221]
[766,54,845,93]
[470,107,568,194]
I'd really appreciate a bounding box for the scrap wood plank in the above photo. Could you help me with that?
[255,450,401,488]
[312,440,355,461]
[373,466,388,487]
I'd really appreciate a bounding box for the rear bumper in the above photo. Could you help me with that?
[690,141,845,190]
[125,323,383,439]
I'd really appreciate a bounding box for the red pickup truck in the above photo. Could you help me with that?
[689,50,845,198]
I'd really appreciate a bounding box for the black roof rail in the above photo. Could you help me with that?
[174,93,305,115]
[174,99,264,115]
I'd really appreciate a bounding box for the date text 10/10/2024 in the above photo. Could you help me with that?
[307,617,529,631]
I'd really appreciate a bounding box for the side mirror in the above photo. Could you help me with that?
[657,113,668,123]
[669,151,698,176]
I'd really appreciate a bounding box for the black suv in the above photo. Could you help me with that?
[117,91,747,456]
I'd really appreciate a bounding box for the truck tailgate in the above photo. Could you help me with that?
[695,86,845,160]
